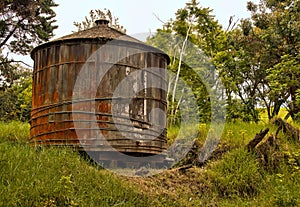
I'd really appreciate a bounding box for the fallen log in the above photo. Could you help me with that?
[273,118,300,142]
[246,128,270,151]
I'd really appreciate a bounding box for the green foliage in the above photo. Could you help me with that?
[268,54,300,120]
[214,0,300,122]
[171,0,224,57]
[210,148,264,198]
[221,121,271,147]
[214,25,267,122]
[0,121,30,143]
[1,120,300,206]
[284,150,300,173]
[0,0,58,55]
[0,1,57,119]
[267,164,300,207]
[147,0,225,126]
[0,76,32,122]
[272,183,299,207]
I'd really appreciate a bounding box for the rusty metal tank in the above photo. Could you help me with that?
[30,19,169,163]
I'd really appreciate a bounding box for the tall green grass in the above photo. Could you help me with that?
[0,121,154,206]
[210,148,264,198]
[221,121,278,147]
[167,121,275,147]
[1,120,300,206]
[0,121,30,143]
[0,143,155,206]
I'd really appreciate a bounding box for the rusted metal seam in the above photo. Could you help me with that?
[30,128,166,139]
[31,97,167,115]
[31,127,165,140]
[30,119,162,130]
[31,139,166,147]
[30,120,165,134]
[31,138,166,143]
[31,110,164,126]
[33,61,166,74]
[30,141,167,152]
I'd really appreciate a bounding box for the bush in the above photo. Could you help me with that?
[0,77,32,122]
[210,148,264,198]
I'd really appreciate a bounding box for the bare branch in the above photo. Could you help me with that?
[170,24,192,126]
[0,60,32,68]
[230,18,240,31]
[0,18,25,48]
[152,12,166,25]
[225,16,239,32]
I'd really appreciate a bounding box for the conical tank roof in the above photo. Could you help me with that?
[31,19,169,62]
[54,19,142,44]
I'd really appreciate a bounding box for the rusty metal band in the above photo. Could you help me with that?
[30,121,166,136]
[33,60,168,78]
[31,96,167,116]
[32,138,166,144]
[30,127,166,140]
[31,110,165,128]
[30,140,167,153]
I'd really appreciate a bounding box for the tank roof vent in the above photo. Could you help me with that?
[95,19,109,26]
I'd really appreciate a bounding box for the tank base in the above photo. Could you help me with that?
[80,150,170,169]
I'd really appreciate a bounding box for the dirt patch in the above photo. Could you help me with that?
[126,166,212,205]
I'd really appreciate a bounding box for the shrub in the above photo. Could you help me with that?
[210,148,264,198]
[0,77,32,122]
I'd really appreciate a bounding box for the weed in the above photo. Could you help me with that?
[210,148,264,198]
[0,121,30,143]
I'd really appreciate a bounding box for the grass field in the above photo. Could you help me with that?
[1,120,300,206]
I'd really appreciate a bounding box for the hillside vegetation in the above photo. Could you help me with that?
[1,121,300,206]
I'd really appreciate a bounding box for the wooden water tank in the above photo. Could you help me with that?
[30,20,169,161]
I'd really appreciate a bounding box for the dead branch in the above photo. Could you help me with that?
[246,128,270,151]
[152,12,166,25]
[0,60,32,68]
[169,164,194,172]
[273,118,300,142]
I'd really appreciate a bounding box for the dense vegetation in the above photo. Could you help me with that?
[1,121,300,206]
[0,0,58,122]
[148,0,300,124]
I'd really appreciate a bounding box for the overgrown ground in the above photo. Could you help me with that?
[1,120,300,206]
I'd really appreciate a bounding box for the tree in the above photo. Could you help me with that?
[147,0,225,125]
[73,8,126,33]
[0,0,58,55]
[0,70,32,122]
[214,22,267,122]
[215,0,300,121]
[0,0,58,89]
[251,0,300,120]
[0,0,58,121]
